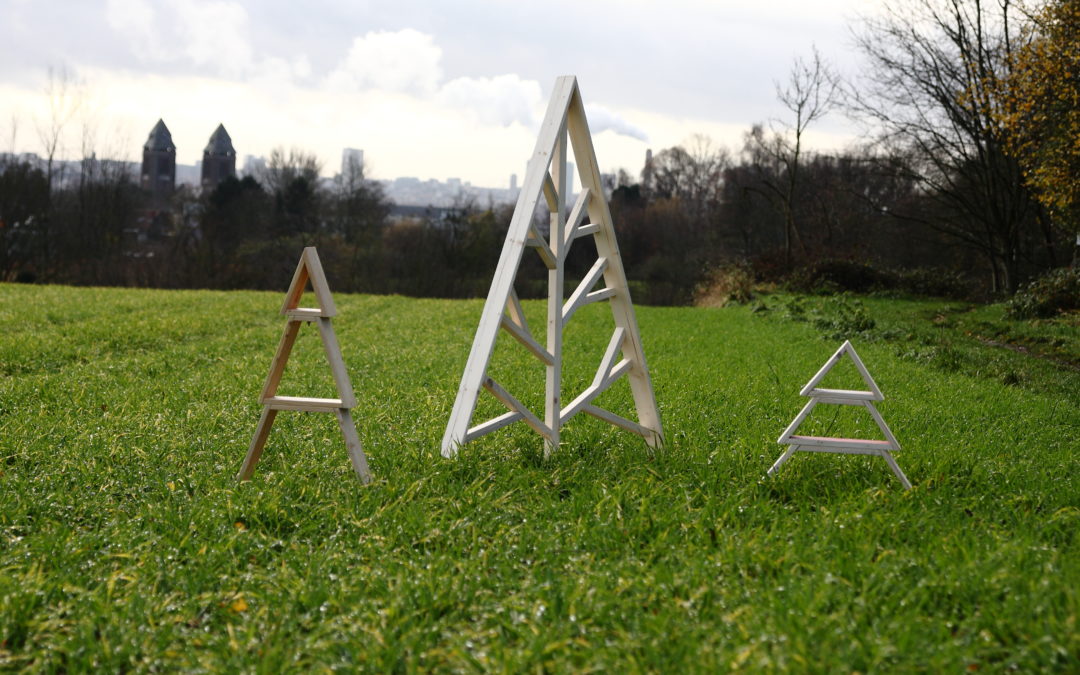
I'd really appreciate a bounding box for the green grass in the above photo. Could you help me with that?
[0,283,1077,672]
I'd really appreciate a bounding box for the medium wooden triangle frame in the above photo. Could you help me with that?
[441,76,663,458]
[237,247,372,483]
[769,340,911,489]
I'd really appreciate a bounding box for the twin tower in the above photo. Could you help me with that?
[141,119,237,201]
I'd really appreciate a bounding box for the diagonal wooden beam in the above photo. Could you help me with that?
[562,257,608,322]
[500,314,555,365]
[527,223,557,269]
[562,188,593,253]
[543,171,559,213]
[483,376,552,439]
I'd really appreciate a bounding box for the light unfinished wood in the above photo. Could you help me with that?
[500,314,555,365]
[562,257,608,322]
[281,246,338,317]
[799,340,883,400]
[466,411,524,443]
[562,188,593,252]
[440,76,662,458]
[286,308,329,321]
[526,223,557,270]
[483,376,553,439]
[240,247,370,484]
[237,407,278,481]
[265,396,345,412]
[771,341,910,489]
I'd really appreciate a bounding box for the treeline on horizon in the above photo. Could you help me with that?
[0,0,1076,305]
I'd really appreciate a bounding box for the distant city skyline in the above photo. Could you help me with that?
[0,1,885,186]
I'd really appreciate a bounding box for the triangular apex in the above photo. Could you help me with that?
[441,76,663,458]
[799,340,883,401]
[281,247,337,318]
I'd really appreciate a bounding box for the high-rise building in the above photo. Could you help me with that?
[141,119,176,202]
[510,173,518,191]
[341,148,364,178]
[201,124,236,190]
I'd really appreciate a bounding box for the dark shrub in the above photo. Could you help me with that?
[1005,267,1080,319]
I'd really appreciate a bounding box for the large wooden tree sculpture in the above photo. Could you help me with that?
[237,247,372,483]
[442,76,663,458]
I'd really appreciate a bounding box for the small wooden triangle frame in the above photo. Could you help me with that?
[441,76,663,458]
[237,247,372,483]
[768,340,911,489]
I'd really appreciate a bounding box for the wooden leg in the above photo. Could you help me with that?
[881,451,912,490]
[768,445,798,476]
[238,406,277,481]
[335,408,372,484]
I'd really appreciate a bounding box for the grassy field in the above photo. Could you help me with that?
[0,282,1077,672]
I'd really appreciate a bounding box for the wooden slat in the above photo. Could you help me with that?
[258,321,301,403]
[237,406,278,481]
[582,404,651,438]
[285,308,328,321]
[304,247,338,317]
[562,257,608,322]
[787,445,888,456]
[265,396,345,412]
[543,171,558,213]
[572,223,599,239]
[505,288,529,333]
[500,314,555,365]
[807,388,878,401]
[527,224,557,269]
[544,123,568,457]
[595,327,627,386]
[562,188,592,251]
[317,317,357,409]
[560,359,631,424]
[466,411,524,442]
[483,377,552,438]
[335,408,372,484]
[785,435,895,451]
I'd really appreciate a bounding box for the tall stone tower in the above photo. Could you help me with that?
[141,119,176,201]
[201,124,236,190]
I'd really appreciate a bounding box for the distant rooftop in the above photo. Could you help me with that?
[204,124,235,157]
[144,119,176,153]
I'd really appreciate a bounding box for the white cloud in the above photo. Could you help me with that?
[585,103,649,142]
[438,74,541,127]
[105,0,162,61]
[169,0,253,76]
[105,0,294,81]
[324,29,442,95]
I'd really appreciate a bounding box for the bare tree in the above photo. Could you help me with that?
[849,0,1049,292]
[746,46,840,265]
[34,65,85,189]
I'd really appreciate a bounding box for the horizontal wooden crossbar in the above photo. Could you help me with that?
[264,396,345,412]
[784,435,894,451]
[806,388,881,401]
[285,308,329,320]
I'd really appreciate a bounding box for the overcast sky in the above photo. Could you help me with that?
[0,0,882,187]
